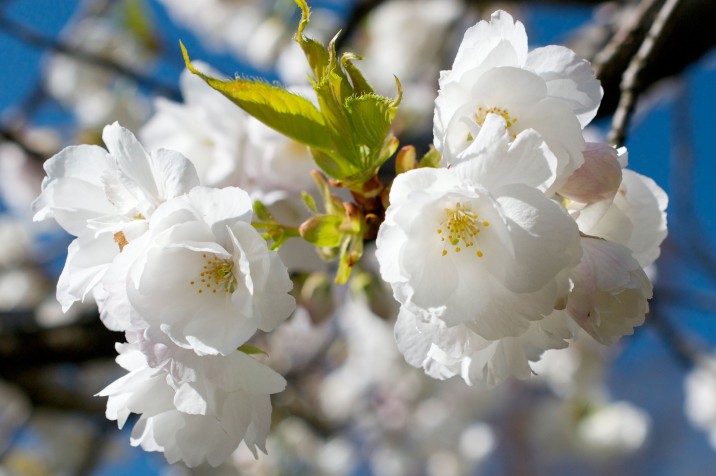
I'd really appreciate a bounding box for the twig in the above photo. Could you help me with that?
[593,0,662,79]
[608,0,683,146]
[0,126,49,161]
[0,14,181,101]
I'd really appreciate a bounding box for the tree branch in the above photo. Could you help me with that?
[608,0,683,146]
[0,14,181,101]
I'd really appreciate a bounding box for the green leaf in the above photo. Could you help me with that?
[294,0,329,80]
[301,191,318,213]
[341,53,374,96]
[299,215,343,247]
[238,344,268,356]
[182,42,330,150]
[344,93,397,170]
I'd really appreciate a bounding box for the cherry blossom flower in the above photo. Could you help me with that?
[376,159,581,340]
[32,122,199,313]
[98,333,285,467]
[434,10,602,190]
[566,238,652,345]
[573,169,668,268]
[104,186,294,355]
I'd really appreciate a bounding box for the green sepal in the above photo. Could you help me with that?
[238,344,268,356]
[181,42,330,150]
[335,235,363,284]
[301,191,318,213]
[253,200,273,221]
[299,215,343,247]
[419,146,442,168]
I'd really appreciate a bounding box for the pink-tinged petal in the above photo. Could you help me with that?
[582,170,668,268]
[526,45,603,127]
[560,142,623,203]
[567,238,652,345]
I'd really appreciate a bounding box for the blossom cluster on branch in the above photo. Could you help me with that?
[30,2,668,468]
[377,10,667,387]
[33,123,294,466]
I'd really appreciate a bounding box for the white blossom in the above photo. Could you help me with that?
[32,122,199,313]
[574,169,668,268]
[376,161,581,340]
[566,238,652,345]
[434,10,602,190]
[103,186,294,355]
[98,334,285,467]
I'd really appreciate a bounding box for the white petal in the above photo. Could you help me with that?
[526,45,603,127]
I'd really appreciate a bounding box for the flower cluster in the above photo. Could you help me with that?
[376,11,667,386]
[32,123,295,466]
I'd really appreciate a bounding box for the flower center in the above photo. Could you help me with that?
[190,253,237,294]
[436,203,489,257]
[475,106,518,139]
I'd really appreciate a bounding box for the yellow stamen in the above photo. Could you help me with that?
[438,203,486,258]
[190,254,237,295]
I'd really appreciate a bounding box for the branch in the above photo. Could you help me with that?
[0,14,181,101]
[608,0,683,146]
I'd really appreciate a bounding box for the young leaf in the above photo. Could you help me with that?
[341,53,374,96]
[294,0,329,80]
[181,42,330,150]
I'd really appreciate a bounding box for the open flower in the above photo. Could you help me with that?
[566,238,652,345]
[107,186,295,355]
[32,122,199,313]
[99,333,285,467]
[434,10,602,189]
[376,163,581,340]
[573,169,668,268]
